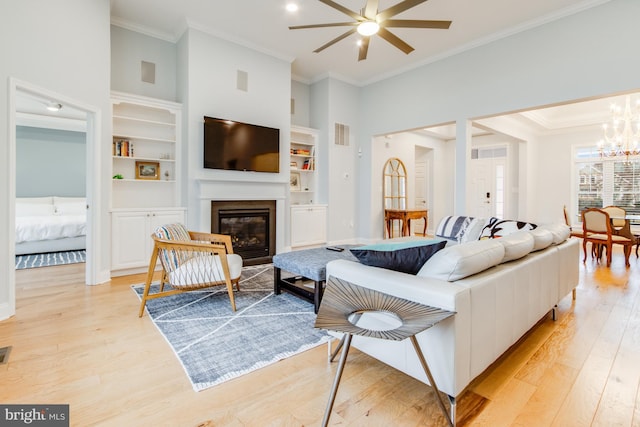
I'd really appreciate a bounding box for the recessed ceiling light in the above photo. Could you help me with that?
[286,3,298,12]
[46,103,62,112]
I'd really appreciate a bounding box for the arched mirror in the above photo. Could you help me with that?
[383,157,407,210]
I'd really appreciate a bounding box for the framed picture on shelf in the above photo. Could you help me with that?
[290,172,301,191]
[135,161,160,180]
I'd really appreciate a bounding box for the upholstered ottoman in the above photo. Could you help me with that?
[273,246,358,313]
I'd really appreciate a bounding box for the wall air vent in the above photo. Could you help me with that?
[334,123,350,146]
[471,146,507,159]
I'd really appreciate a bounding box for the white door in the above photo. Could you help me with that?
[414,160,428,235]
[469,158,506,218]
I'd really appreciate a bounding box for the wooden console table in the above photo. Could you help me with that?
[385,208,428,238]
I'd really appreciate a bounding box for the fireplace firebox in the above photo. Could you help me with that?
[211,200,276,266]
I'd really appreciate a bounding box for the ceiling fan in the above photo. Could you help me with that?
[289,0,452,61]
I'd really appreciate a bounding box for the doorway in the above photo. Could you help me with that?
[7,79,100,317]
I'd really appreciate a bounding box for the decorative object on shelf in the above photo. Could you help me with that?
[164,170,170,181]
[290,172,301,191]
[135,161,160,180]
[598,95,640,158]
[112,174,123,180]
[290,161,298,169]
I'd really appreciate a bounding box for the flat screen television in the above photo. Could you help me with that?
[203,116,280,173]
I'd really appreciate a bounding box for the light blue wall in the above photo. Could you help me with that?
[291,80,310,127]
[355,0,640,238]
[16,126,86,198]
[111,25,177,101]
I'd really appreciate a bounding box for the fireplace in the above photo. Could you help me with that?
[211,200,276,266]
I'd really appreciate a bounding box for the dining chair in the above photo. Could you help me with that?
[563,205,586,238]
[582,208,632,267]
[138,223,243,317]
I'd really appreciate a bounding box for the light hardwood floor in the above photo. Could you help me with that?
[3,246,640,426]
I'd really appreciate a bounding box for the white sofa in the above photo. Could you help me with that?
[15,196,87,255]
[325,220,579,420]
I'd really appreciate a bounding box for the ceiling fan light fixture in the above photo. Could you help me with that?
[357,21,379,36]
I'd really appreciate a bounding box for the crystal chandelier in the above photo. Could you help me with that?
[598,95,640,158]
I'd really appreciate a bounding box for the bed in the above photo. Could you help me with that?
[15,196,86,255]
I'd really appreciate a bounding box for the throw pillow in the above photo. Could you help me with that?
[458,217,487,243]
[350,239,447,275]
[435,216,474,241]
[479,217,537,239]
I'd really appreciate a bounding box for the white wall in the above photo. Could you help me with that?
[179,28,292,252]
[355,0,640,239]
[372,132,451,240]
[0,0,111,320]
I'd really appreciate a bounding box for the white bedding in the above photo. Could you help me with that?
[16,214,86,244]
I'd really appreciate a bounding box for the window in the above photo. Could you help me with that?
[575,147,640,216]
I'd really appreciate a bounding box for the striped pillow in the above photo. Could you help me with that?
[435,216,474,241]
[153,223,191,271]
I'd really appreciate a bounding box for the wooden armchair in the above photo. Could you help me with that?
[138,223,243,317]
[581,208,632,267]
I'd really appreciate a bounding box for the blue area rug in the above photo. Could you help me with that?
[15,250,86,270]
[132,264,329,391]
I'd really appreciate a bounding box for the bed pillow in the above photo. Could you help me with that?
[417,239,505,281]
[350,239,447,275]
[55,202,86,215]
[479,217,537,239]
[16,202,55,217]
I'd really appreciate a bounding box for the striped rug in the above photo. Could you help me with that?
[15,250,86,270]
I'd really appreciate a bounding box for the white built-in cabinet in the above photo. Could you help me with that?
[291,205,327,247]
[111,209,185,271]
[110,91,186,274]
[289,125,327,247]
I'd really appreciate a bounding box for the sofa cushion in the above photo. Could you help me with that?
[530,228,554,251]
[538,222,571,245]
[498,231,535,263]
[417,239,505,281]
[350,239,447,275]
[479,217,537,239]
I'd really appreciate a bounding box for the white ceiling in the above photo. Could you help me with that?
[109,0,610,85]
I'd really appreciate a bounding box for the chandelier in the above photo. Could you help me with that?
[598,95,640,158]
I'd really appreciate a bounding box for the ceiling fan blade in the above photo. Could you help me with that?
[382,19,451,29]
[358,37,370,61]
[289,22,358,30]
[377,27,414,54]
[318,0,364,21]
[363,0,379,19]
[313,28,358,53]
[377,0,428,21]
